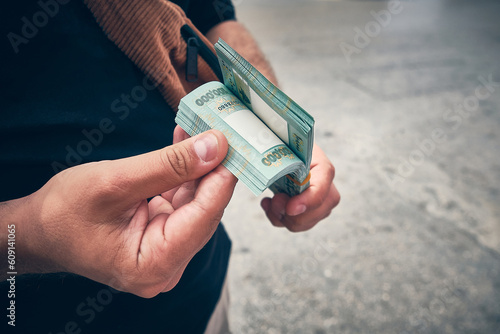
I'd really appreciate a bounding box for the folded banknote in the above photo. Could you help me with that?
[175,39,314,196]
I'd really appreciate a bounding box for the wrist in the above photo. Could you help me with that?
[1,194,65,280]
[206,21,279,85]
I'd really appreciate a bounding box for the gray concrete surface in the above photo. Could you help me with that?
[221,0,500,333]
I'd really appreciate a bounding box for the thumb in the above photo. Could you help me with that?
[106,129,229,201]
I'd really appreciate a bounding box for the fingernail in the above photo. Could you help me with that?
[194,133,218,162]
[289,204,306,216]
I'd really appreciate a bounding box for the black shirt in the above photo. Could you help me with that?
[0,1,235,333]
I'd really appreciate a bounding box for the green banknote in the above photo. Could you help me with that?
[175,39,314,196]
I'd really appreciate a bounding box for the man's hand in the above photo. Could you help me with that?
[4,128,237,298]
[206,22,339,231]
[260,144,340,232]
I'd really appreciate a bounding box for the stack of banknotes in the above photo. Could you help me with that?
[175,39,314,196]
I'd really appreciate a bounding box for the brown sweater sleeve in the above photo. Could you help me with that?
[84,0,219,111]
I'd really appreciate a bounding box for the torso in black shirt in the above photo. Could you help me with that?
[0,1,234,333]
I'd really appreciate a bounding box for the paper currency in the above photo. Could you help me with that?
[175,39,314,196]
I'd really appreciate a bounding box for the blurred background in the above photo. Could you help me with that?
[222,0,500,333]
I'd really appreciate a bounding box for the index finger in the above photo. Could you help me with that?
[286,145,336,216]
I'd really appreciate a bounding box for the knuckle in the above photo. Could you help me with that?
[332,191,341,208]
[327,186,340,210]
[132,285,163,299]
[89,167,129,199]
[284,219,309,233]
[162,273,184,292]
[110,267,140,292]
[192,199,225,232]
[287,225,303,233]
[287,224,309,233]
[116,271,170,298]
[321,208,333,221]
[326,162,335,181]
[161,145,194,179]
[312,182,339,212]
[308,191,325,210]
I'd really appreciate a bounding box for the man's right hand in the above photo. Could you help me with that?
[1,128,237,298]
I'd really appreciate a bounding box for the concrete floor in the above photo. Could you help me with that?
[221,0,500,333]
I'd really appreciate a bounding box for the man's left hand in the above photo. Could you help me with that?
[260,144,340,232]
